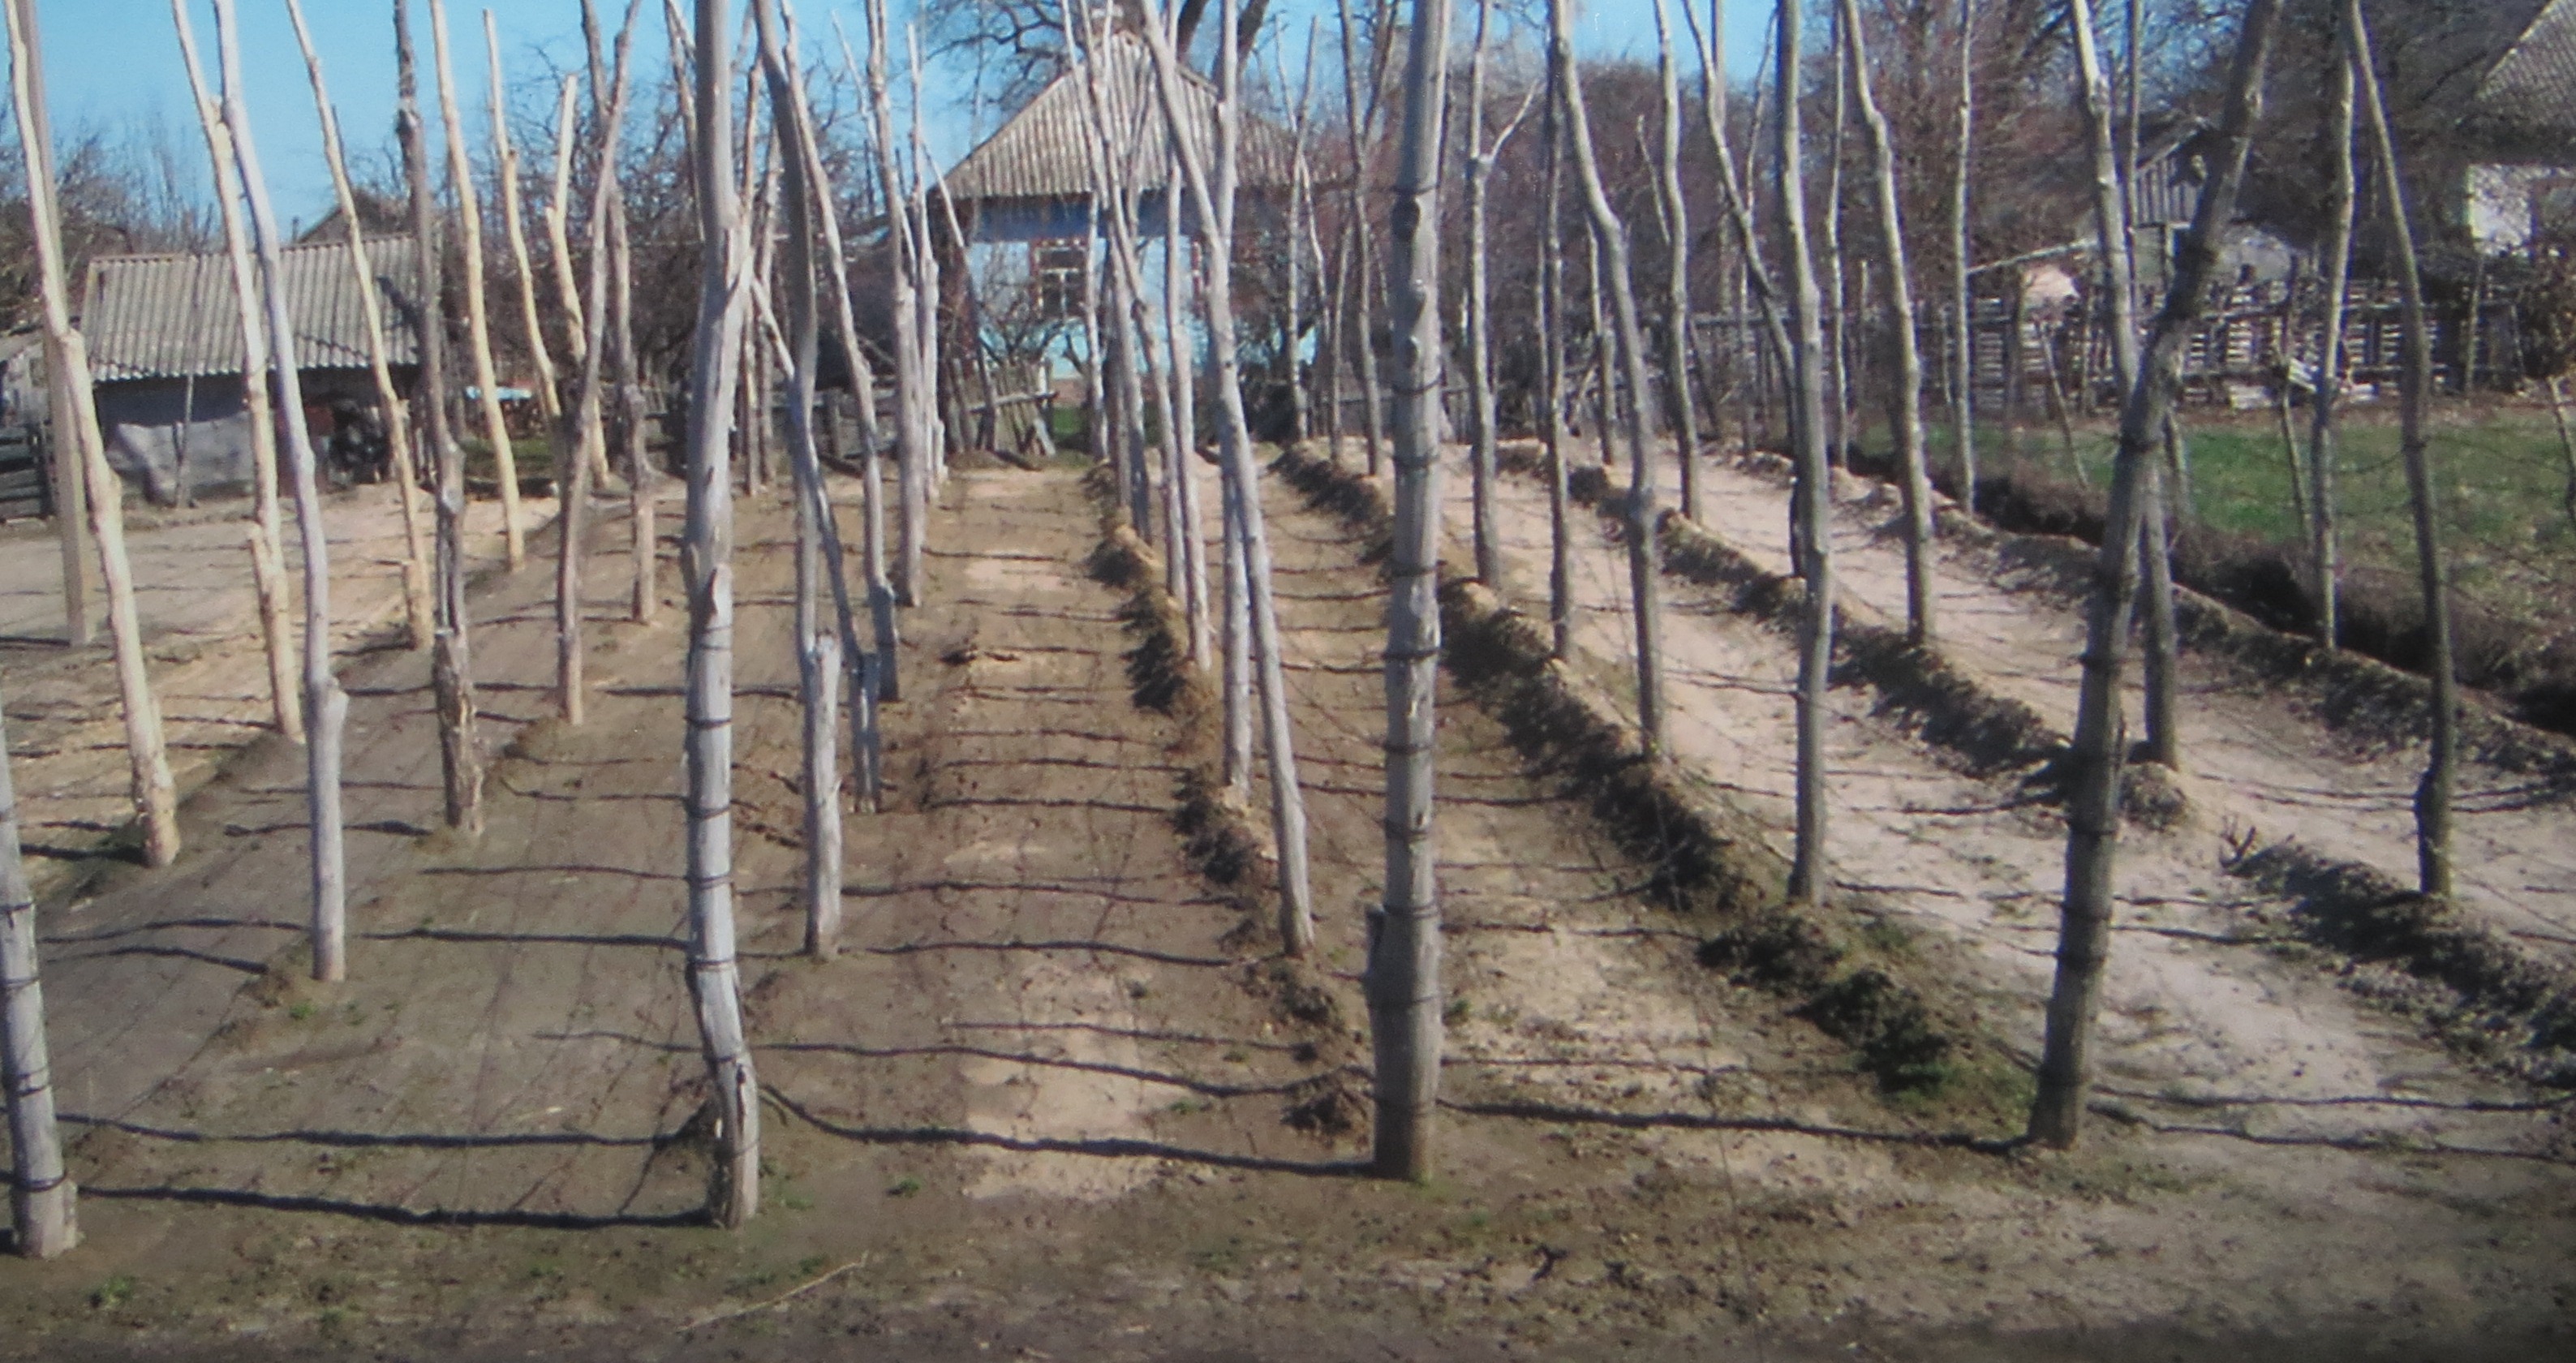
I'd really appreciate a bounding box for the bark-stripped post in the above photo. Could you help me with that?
[1279,24,1321,448]
[1066,11,1163,544]
[751,0,847,957]
[2029,0,2278,1150]
[1363,0,1451,1181]
[1949,0,1977,514]
[398,0,484,835]
[11,0,85,649]
[1336,0,1391,477]
[1680,0,1793,452]
[1820,0,1850,467]
[577,11,655,633]
[1552,0,1668,758]
[1461,0,1501,583]
[1770,0,1834,905]
[545,75,589,373]
[2305,48,2355,649]
[774,0,888,803]
[283,0,432,656]
[860,0,928,608]
[430,0,525,566]
[174,1,303,739]
[214,0,349,980]
[491,14,589,492]
[681,0,761,1228]
[2067,0,2180,769]
[1838,0,1933,643]
[1141,0,1318,956]
[2,677,75,1258]
[557,4,643,727]
[1537,50,1573,660]
[6,0,178,868]
[2344,0,2454,897]
[905,28,945,488]
[1650,0,1701,522]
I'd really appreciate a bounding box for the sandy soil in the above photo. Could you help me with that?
[1,485,540,901]
[1685,451,2576,965]
[0,459,2570,1361]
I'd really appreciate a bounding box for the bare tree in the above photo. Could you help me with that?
[2028,0,2278,1150]
[1772,0,1834,906]
[174,2,303,741]
[1142,0,1318,955]
[2303,40,2355,649]
[1950,0,1977,514]
[5,0,178,869]
[2343,0,2453,898]
[283,0,432,656]
[681,0,761,1229]
[214,0,350,981]
[1364,0,1450,1182]
[1838,0,1933,644]
[398,0,484,836]
[2,675,75,1258]
[1550,0,1666,757]
[431,0,525,569]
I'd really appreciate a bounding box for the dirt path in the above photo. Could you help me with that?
[1461,447,2557,1153]
[1690,452,2576,963]
[2,486,541,899]
[4,460,2573,1360]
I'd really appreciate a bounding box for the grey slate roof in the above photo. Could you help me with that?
[82,236,421,385]
[2475,0,2576,144]
[942,32,1288,209]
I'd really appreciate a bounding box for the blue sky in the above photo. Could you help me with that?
[23,0,1769,227]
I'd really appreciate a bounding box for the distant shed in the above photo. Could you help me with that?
[80,235,420,503]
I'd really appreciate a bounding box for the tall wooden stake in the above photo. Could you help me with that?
[2029,0,2278,1150]
[174,0,304,740]
[398,0,484,835]
[1950,0,1977,514]
[1335,0,1391,478]
[214,0,350,981]
[1538,49,1573,659]
[6,0,178,868]
[1773,0,1835,906]
[11,0,85,650]
[1651,0,1701,521]
[2,675,75,1258]
[431,0,525,567]
[284,0,432,656]
[859,0,927,608]
[2305,45,2355,649]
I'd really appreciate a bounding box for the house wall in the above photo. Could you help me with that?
[2465,162,2576,252]
[95,367,411,505]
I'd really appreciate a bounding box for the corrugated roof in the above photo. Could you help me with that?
[2476,0,2576,144]
[942,32,1289,209]
[83,235,421,385]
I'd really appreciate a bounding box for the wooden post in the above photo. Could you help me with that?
[679,0,761,1229]
[2,674,75,1258]
[1650,0,1701,522]
[2305,49,2355,648]
[491,13,593,493]
[1950,0,1978,513]
[1140,0,1318,956]
[431,0,525,567]
[215,0,352,981]
[1335,0,1391,478]
[174,0,304,741]
[1537,49,1573,660]
[2028,0,2279,1150]
[10,0,85,650]
[5,0,178,868]
[1839,0,1935,644]
[398,0,484,835]
[283,0,433,656]
[1770,0,1835,906]
[858,0,927,608]
[1361,0,1451,1181]
[1553,0,1668,758]
[544,74,589,374]
[2346,0,2455,898]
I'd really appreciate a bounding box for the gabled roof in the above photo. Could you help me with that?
[941,32,1289,209]
[2474,0,2576,147]
[83,236,421,385]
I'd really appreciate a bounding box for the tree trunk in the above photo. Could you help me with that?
[1362,0,1451,1183]
[430,0,525,568]
[1950,0,1978,514]
[545,74,589,373]
[13,0,86,651]
[178,2,305,740]
[398,0,484,835]
[861,2,928,609]
[489,15,567,457]
[2028,0,2279,1150]
[1538,54,1573,660]
[1,673,75,1258]
[1336,0,1391,479]
[2345,0,2454,899]
[1555,0,1666,757]
[680,0,760,1230]
[1652,0,1701,525]
[6,0,178,869]
[1464,0,1501,584]
[1770,0,1834,907]
[1821,0,1850,469]
[215,0,351,981]
[1141,0,1318,958]
[1838,0,1934,643]
[2305,50,2355,648]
